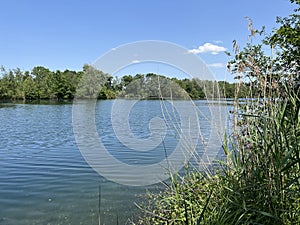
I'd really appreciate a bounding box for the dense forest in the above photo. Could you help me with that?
[0,64,249,101]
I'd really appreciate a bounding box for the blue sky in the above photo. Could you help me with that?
[0,0,296,81]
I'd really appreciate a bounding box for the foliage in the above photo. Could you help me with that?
[0,66,82,101]
[136,169,219,225]
[268,0,300,78]
[0,66,239,101]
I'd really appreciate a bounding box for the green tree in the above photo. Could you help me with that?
[31,66,53,99]
[75,65,111,99]
[269,0,300,79]
[22,75,37,100]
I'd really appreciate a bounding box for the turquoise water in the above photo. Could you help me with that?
[0,100,230,224]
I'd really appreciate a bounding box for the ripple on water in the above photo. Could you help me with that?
[0,100,230,224]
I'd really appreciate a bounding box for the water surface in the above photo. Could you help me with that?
[0,100,230,224]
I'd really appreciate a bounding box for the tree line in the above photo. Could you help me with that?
[0,64,249,101]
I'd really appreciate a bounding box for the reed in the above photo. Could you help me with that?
[135,21,300,225]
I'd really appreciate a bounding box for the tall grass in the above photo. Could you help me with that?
[135,38,300,225]
[217,85,300,224]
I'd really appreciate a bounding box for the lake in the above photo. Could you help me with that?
[0,100,231,224]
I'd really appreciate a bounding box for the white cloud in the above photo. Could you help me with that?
[131,60,140,64]
[208,63,224,68]
[188,43,226,55]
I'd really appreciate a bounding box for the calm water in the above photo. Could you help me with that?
[0,100,230,225]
